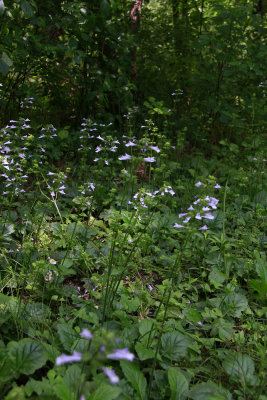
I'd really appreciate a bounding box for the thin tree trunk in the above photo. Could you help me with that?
[129,0,142,81]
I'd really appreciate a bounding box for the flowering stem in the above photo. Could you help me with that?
[52,199,63,224]
[102,230,118,323]
[147,231,192,398]
[60,219,78,269]
[2,192,14,235]
[109,231,143,305]
[38,183,64,224]
[83,202,93,251]
[222,179,228,241]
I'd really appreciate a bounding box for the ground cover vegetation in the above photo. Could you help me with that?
[0,0,266,399]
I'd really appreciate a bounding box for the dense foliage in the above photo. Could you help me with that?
[0,0,266,399]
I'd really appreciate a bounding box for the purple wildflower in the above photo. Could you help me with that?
[143,157,156,163]
[125,141,136,147]
[179,213,187,218]
[173,223,184,228]
[203,213,214,220]
[80,328,93,339]
[195,181,202,187]
[149,146,160,153]
[102,367,119,384]
[199,225,209,230]
[107,348,134,361]
[183,217,191,223]
[119,154,131,161]
[55,351,82,366]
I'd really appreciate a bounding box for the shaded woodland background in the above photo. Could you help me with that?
[0,0,266,146]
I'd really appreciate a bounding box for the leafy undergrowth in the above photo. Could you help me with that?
[0,116,266,400]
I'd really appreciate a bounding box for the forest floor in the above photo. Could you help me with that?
[0,117,266,400]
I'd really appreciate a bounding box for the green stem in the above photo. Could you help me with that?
[147,231,191,399]
[102,230,118,323]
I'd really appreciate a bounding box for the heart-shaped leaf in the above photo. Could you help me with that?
[161,332,191,360]
[222,352,255,384]
[7,339,47,375]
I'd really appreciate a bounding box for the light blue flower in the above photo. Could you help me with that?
[80,328,93,339]
[199,225,208,230]
[174,223,184,228]
[107,348,134,361]
[119,154,131,161]
[143,157,156,162]
[56,351,82,366]
[102,367,119,384]
[149,146,160,153]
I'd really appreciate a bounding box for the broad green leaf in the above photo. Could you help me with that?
[135,343,155,361]
[4,385,25,400]
[58,129,69,139]
[24,377,54,397]
[221,293,248,317]
[0,223,14,236]
[254,252,267,282]
[53,383,75,400]
[138,319,155,346]
[168,367,188,400]
[0,0,5,15]
[189,381,232,400]
[24,302,51,322]
[248,279,267,298]
[253,191,267,205]
[0,57,9,74]
[61,258,74,269]
[161,332,191,360]
[21,0,34,17]
[211,318,234,341]
[183,308,202,323]
[0,293,13,304]
[64,365,83,389]
[121,294,140,312]
[57,323,76,352]
[89,382,121,400]
[209,267,227,285]
[120,361,147,400]
[222,353,255,384]
[0,341,13,383]
[7,339,47,375]
[42,342,60,363]
[0,340,5,352]
[25,378,43,396]
[100,0,110,17]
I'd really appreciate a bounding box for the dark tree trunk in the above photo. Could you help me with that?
[129,0,142,81]
[254,0,266,16]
